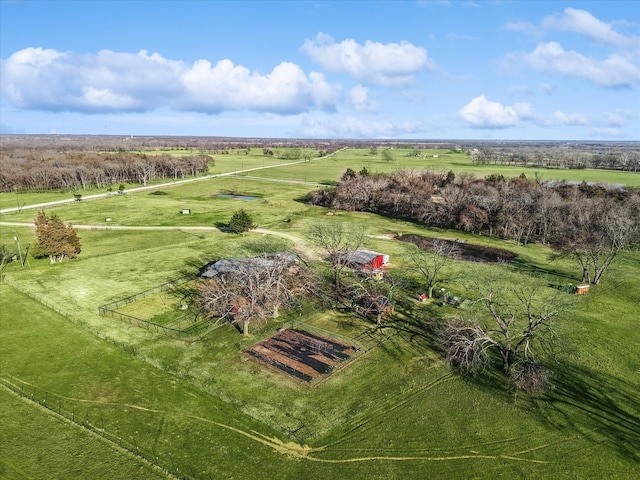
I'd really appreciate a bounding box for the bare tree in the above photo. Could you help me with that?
[348,275,398,325]
[405,239,458,299]
[197,253,317,336]
[307,222,366,289]
[551,197,640,284]
[441,283,569,387]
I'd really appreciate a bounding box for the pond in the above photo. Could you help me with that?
[397,234,517,263]
[215,194,260,201]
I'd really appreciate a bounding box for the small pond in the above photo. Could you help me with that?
[215,194,260,201]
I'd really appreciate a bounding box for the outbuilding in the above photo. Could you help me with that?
[576,284,590,295]
[340,250,389,270]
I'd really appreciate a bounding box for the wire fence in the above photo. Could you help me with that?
[97,276,222,340]
[0,373,195,480]
[100,308,184,338]
[98,275,192,313]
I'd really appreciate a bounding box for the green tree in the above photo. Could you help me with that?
[0,244,16,278]
[290,147,302,161]
[31,211,81,263]
[228,209,256,234]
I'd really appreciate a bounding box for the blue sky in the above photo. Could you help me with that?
[1,0,638,140]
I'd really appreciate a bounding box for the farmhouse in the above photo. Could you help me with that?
[201,251,299,279]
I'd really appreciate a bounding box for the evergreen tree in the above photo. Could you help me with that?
[228,209,255,234]
[32,211,81,263]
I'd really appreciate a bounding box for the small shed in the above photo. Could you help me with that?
[341,250,389,271]
[576,284,590,295]
[181,209,191,215]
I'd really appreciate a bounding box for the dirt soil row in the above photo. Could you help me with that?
[245,329,358,382]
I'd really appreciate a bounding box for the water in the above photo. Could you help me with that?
[215,194,259,201]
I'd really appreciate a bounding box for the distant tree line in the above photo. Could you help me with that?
[470,148,640,172]
[0,151,211,192]
[309,169,640,284]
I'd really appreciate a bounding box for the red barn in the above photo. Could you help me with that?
[344,250,389,270]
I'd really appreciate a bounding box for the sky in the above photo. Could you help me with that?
[1,0,639,140]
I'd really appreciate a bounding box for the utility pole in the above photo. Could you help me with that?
[13,233,24,267]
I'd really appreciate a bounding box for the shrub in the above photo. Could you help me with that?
[228,209,256,234]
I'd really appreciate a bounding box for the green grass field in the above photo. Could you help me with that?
[1,148,638,479]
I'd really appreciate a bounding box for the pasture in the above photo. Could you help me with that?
[1,147,639,479]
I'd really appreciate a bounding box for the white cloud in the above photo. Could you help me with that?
[347,85,377,112]
[554,111,587,125]
[0,47,341,114]
[179,59,339,114]
[458,95,533,129]
[601,109,635,128]
[542,8,640,48]
[516,42,640,88]
[589,127,627,139]
[297,115,422,139]
[301,33,436,86]
[504,20,542,38]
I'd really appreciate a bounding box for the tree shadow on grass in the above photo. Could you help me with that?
[529,362,640,463]
[387,303,640,463]
[509,256,577,282]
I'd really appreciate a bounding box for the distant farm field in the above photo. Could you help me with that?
[1,147,638,479]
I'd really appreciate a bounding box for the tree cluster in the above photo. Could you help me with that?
[471,147,640,172]
[196,253,318,336]
[0,151,211,192]
[309,170,640,284]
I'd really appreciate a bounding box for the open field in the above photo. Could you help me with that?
[3,146,639,212]
[1,147,639,479]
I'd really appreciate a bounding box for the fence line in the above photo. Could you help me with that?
[97,276,225,340]
[100,308,184,338]
[98,275,192,313]
[2,277,89,329]
[0,373,191,480]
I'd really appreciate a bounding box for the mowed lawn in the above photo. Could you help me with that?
[1,148,639,479]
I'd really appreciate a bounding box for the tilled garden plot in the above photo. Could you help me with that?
[245,329,358,382]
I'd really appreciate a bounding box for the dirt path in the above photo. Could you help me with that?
[1,377,553,465]
[0,221,322,260]
[252,227,322,260]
